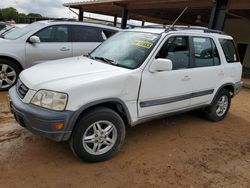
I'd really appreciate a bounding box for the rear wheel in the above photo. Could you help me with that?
[204,89,231,122]
[70,107,126,162]
[0,59,21,91]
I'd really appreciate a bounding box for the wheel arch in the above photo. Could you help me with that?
[211,83,235,105]
[0,55,24,71]
[69,98,133,133]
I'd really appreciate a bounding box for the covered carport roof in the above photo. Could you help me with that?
[64,0,250,25]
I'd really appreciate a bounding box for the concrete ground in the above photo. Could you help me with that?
[0,89,250,188]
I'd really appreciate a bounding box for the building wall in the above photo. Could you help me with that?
[224,19,250,68]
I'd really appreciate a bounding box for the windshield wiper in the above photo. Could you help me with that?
[93,56,118,66]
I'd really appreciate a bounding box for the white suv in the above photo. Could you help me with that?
[0,20,119,90]
[9,27,243,162]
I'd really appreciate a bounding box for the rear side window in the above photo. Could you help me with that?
[219,39,239,63]
[72,26,102,42]
[103,29,117,38]
[192,37,220,67]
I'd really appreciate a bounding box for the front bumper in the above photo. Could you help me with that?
[8,87,74,142]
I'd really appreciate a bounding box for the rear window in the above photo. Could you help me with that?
[219,39,239,63]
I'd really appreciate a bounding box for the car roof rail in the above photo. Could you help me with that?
[140,25,168,29]
[164,25,226,35]
[50,18,78,22]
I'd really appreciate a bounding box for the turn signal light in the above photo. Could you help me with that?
[54,123,64,130]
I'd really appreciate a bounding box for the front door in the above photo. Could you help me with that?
[25,25,72,67]
[138,36,193,118]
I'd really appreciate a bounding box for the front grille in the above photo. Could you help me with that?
[16,79,29,99]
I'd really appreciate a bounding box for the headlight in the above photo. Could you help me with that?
[31,90,68,111]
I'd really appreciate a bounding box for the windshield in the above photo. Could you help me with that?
[90,31,161,69]
[4,23,44,40]
[0,25,14,35]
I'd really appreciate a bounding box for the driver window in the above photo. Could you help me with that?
[35,25,69,42]
[156,36,190,70]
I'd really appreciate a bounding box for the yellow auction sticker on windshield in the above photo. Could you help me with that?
[131,40,153,49]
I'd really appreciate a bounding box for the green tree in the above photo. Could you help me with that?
[0,10,3,21]
[1,7,18,21]
[27,13,42,18]
[18,13,27,17]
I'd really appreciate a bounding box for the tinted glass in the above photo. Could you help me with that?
[36,25,69,42]
[219,39,239,63]
[72,26,101,42]
[157,36,189,70]
[103,29,117,38]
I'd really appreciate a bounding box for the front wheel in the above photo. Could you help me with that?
[0,59,21,91]
[70,107,126,162]
[204,89,231,122]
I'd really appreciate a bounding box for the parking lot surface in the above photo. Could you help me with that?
[0,89,250,188]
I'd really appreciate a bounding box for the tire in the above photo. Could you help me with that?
[0,58,21,91]
[204,89,231,122]
[69,107,126,162]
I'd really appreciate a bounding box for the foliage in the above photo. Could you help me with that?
[27,13,42,18]
[0,7,43,21]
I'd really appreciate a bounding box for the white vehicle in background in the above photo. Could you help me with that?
[9,26,243,162]
[0,20,120,90]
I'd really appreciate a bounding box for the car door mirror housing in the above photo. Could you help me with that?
[150,58,173,72]
[29,36,40,43]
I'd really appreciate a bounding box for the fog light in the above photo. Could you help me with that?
[54,123,64,130]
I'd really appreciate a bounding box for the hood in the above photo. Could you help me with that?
[20,56,127,91]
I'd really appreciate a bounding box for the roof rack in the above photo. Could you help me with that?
[140,25,167,29]
[50,18,78,22]
[165,25,226,35]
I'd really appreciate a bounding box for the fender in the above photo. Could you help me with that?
[0,54,24,69]
[210,83,235,105]
[67,98,133,132]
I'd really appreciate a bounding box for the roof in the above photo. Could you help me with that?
[35,20,121,30]
[64,0,250,25]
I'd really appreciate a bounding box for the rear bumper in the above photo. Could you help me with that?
[234,81,243,95]
[8,87,74,142]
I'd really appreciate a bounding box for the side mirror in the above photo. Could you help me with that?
[29,36,40,43]
[149,58,173,72]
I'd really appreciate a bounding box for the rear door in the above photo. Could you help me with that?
[189,36,224,106]
[71,25,103,56]
[25,25,72,67]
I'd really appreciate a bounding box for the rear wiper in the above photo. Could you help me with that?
[93,56,118,66]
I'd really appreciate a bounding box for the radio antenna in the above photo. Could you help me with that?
[167,6,189,31]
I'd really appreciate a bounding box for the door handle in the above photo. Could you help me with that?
[182,75,191,81]
[60,47,70,51]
